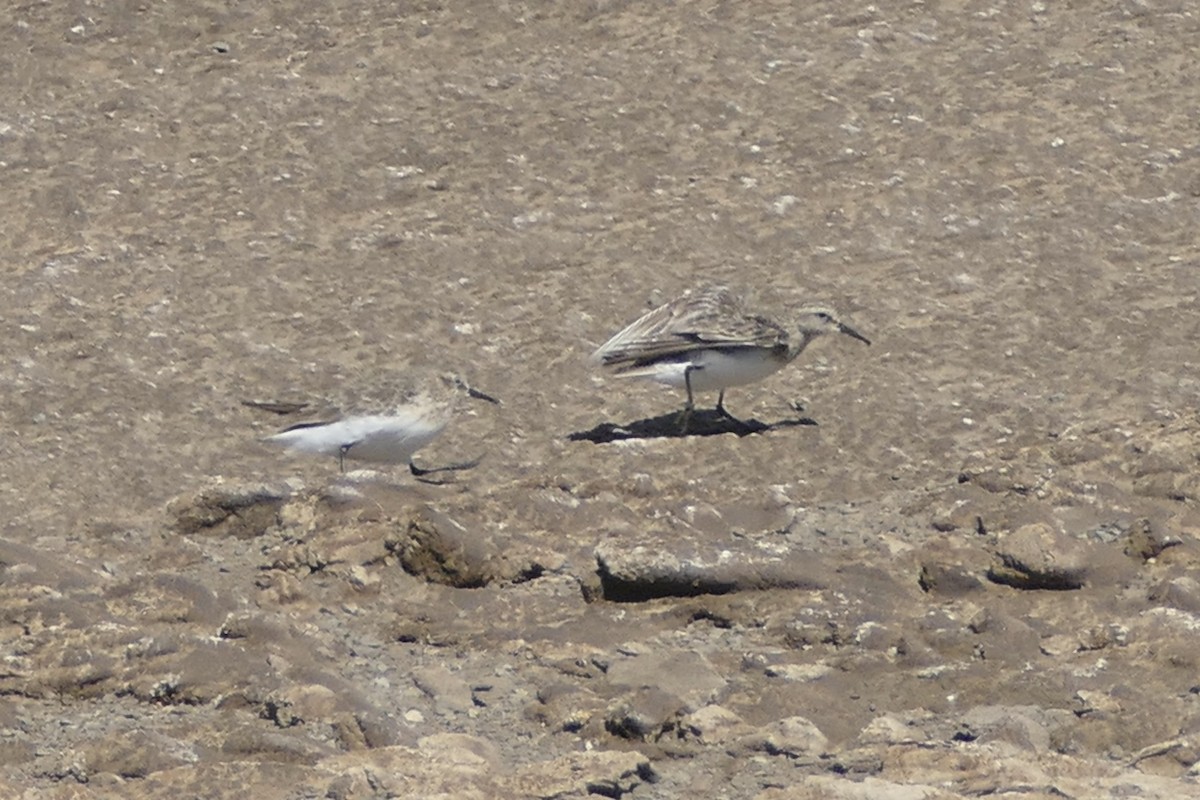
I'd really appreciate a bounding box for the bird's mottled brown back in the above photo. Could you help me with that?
[592,286,789,369]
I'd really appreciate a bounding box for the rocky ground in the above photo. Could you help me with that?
[3,1,1200,797]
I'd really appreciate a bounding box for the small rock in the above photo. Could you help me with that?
[856,713,930,746]
[772,194,799,215]
[627,472,657,498]
[220,726,330,762]
[853,621,900,653]
[605,687,685,741]
[218,613,287,642]
[1049,437,1106,466]
[764,662,833,682]
[1039,634,1078,657]
[1124,518,1178,561]
[412,666,474,715]
[678,705,751,744]
[605,650,726,709]
[752,716,829,759]
[1133,472,1200,502]
[529,682,605,733]
[80,730,187,778]
[1149,576,1200,614]
[277,684,338,723]
[331,711,403,750]
[966,610,1043,666]
[1073,689,1122,716]
[387,507,501,588]
[169,481,291,538]
[988,523,1088,590]
[499,751,652,798]
[595,538,826,601]
[958,706,1056,753]
[918,560,984,596]
[417,733,500,768]
[346,564,380,592]
[255,571,305,605]
[962,468,1036,495]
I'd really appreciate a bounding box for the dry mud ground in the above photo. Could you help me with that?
[3,1,1200,798]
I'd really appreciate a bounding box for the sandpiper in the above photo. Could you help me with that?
[245,372,499,476]
[590,285,869,429]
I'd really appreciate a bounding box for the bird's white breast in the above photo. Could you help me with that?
[621,348,786,394]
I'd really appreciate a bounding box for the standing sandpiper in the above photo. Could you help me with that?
[245,372,500,476]
[590,285,869,430]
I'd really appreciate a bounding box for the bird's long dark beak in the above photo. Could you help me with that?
[467,386,501,405]
[839,323,871,346]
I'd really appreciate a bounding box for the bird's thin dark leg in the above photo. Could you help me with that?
[714,389,739,420]
[338,440,362,473]
[713,389,755,430]
[676,366,698,433]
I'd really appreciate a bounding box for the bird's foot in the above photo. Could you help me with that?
[715,403,741,423]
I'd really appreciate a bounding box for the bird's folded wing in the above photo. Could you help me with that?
[241,399,311,415]
[593,287,786,366]
[242,398,346,430]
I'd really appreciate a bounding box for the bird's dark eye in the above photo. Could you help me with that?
[819,312,832,321]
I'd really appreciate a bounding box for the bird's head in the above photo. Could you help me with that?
[439,372,501,405]
[794,307,871,345]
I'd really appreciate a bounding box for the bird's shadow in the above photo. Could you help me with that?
[568,409,817,443]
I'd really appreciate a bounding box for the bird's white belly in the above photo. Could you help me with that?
[268,414,445,464]
[629,349,786,394]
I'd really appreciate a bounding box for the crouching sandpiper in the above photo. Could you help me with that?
[590,285,869,430]
[245,371,499,476]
